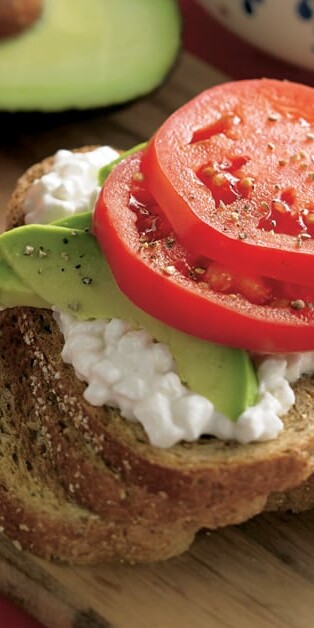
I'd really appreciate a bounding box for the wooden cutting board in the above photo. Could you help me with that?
[0,52,314,628]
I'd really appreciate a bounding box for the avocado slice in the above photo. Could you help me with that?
[0,0,181,111]
[0,257,49,308]
[52,212,92,231]
[98,142,147,186]
[0,219,257,419]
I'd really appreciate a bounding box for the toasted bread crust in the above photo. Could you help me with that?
[1,148,314,563]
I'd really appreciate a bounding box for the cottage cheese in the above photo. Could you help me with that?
[24,146,118,224]
[24,147,314,448]
[54,310,314,448]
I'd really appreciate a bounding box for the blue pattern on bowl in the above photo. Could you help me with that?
[199,0,314,69]
[296,1,313,20]
[243,0,264,16]
[242,0,314,20]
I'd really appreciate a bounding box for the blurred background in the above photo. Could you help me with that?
[180,0,314,83]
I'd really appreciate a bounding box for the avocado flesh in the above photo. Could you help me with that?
[0,258,49,309]
[98,142,148,186]
[0,215,257,420]
[0,0,181,111]
[52,212,93,230]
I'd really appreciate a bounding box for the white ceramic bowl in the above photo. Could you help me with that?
[197,0,314,71]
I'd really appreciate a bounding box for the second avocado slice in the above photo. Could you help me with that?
[0,219,257,420]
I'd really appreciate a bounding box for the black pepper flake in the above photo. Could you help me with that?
[75,264,81,269]
[82,276,92,285]
[290,299,306,310]
[63,238,69,244]
[166,237,175,249]
[38,246,47,258]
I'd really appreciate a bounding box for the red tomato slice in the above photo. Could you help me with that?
[94,150,314,353]
[142,79,314,287]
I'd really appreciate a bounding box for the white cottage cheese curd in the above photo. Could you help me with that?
[24,146,118,224]
[25,147,314,448]
[54,309,314,448]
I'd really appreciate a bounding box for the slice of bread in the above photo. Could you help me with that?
[0,309,199,563]
[1,150,314,563]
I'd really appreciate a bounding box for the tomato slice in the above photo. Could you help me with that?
[94,150,314,353]
[142,79,314,287]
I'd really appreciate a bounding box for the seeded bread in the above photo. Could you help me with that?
[1,151,314,564]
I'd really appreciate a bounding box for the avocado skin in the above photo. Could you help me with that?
[0,0,181,111]
[0,215,257,420]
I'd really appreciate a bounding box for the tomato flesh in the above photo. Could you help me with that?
[258,185,314,237]
[142,79,314,287]
[197,155,253,207]
[94,150,314,353]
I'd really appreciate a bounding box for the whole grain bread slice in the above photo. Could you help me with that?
[0,309,201,563]
[15,306,198,525]
[1,149,314,563]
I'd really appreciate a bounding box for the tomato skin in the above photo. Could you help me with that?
[94,151,314,354]
[142,79,314,287]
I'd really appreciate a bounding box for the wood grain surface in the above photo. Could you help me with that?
[1,52,314,628]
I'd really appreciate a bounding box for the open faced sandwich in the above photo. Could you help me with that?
[1,79,314,563]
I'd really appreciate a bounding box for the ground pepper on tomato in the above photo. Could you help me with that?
[141,79,314,287]
[93,147,314,354]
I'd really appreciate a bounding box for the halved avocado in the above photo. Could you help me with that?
[0,0,181,111]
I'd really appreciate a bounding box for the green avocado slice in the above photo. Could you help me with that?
[52,212,92,231]
[0,0,181,111]
[0,219,257,420]
[98,142,147,186]
[0,257,49,309]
